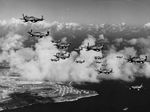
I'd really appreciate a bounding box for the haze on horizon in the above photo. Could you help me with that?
[0,0,150,25]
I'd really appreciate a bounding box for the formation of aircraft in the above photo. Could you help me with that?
[96,68,113,75]
[125,55,148,64]
[53,52,70,60]
[20,14,44,23]
[20,14,113,75]
[84,43,104,52]
[28,30,49,38]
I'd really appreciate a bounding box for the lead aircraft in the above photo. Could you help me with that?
[20,14,44,23]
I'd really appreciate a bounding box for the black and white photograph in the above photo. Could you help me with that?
[0,0,150,112]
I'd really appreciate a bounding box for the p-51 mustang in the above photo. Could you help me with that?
[94,56,104,64]
[51,40,71,50]
[94,56,104,60]
[51,40,61,44]
[125,55,149,64]
[54,52,70,60]
[116,56,124,59]
[96,68,113,74]
[51,58,59,62]
[54,42,71,50]
[20,14,44,23]
[74,47,83,52]
[28,30,49,38]
[75,59,85,64]
[129,84,143,91]
[84,43,104,52]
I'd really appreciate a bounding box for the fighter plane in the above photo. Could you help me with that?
[101,63,107,67]
[54,52,70,60]
[28,30,49,38]
[94,56,103,60]
[51,58,59,62]
[55,42,71,50]
[96,68,113,74]
[129,84,143,91]
[20,14,44,23]
[51,39,71,50]
[74,47,83,52]
[125,55,148,64]
[94,56,103,64]
[75,59,85,64]
[95,61,102,64]
[116,56,124,59]
[51,40,61,44]
[84,43,104,52]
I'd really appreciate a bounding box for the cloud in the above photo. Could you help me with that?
[119,47,137,56]
[1,18,150,84]
[128,38,137,45]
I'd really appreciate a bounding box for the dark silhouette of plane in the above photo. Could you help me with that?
[54,42,71,50]
[125,55,149,64]
[129,84,143,91]
[116,56,124,59]
[94,56,104,60]
[75,59,85,64]
[0,61,10,69]
[84,43,104,52]
[28,30,49,38]
[95,60,102,64]
[101,63,107,67]
[96,68,113,74]
[94,56,104,64]
[51,58,59,62]
[74,47,83,52]
[20,14,44,23]
[51,40,71,50]
[54,52,70,60]
[51,40,61,44]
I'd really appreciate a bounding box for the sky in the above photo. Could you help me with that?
[0,0,150,25]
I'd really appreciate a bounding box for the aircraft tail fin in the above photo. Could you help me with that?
[28,29,32,35]
[41,15,44,20]
[23,14,25,18]
[46,31,49,36]
[145,56,148,61]
[87,43,89,47]
[68,82,72,86]
[67,53,70,58]
[20,14,25,20]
